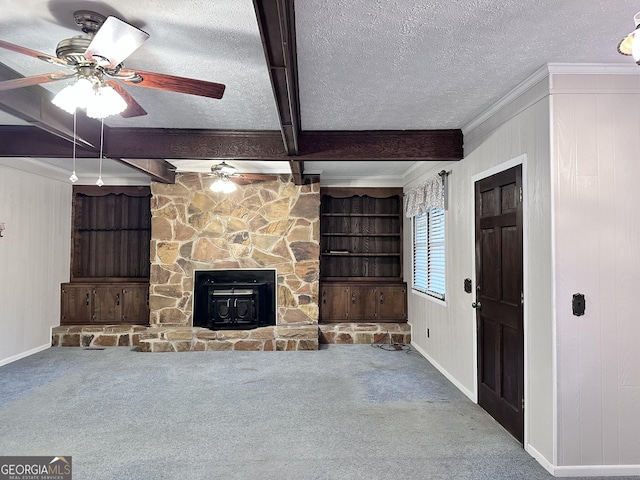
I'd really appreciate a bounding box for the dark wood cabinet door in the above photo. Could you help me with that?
[92,287,123,323]
[320,285,349,322]
[377,285,407,321]
[122,285,149,324]
[348,285,378,321]
[61,285,92,324]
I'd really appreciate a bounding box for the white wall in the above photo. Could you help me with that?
[551,73,640,471]
[404,72,555,465]
[0,164,72,365]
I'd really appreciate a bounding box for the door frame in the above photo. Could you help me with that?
[470,154,529,446]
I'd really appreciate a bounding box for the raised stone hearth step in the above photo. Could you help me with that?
[318,323,411,345]
[51,325,319,352]
[52,325,149,348]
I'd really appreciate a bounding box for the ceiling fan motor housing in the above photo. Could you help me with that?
[55,11,108,64]
[74,10,107,35]
[55,36,92,65]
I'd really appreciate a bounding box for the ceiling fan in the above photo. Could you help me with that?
[208,161,278,192]
[0,10,226,118]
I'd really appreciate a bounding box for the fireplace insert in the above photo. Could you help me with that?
[193,270,276,330]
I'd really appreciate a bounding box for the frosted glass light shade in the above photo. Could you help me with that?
[52,78,94,114]
[52,78,127,118]
[210,178,237,193]
[86,85,127,119]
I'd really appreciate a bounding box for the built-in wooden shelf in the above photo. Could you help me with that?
[320,187,406,324]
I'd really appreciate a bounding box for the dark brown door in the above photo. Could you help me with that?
[475,165,524,443]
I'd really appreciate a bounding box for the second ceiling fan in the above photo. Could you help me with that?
[0,10,226,118]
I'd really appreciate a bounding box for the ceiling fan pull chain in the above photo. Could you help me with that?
[69,109,78,183]
[96,117,104,187]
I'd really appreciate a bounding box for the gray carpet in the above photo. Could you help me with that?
[0,345,633,480]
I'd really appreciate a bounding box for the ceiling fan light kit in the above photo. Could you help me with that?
[0,9,226,119]
[210,177,238,193]
[52,76,127,118]
[210,161,239,193]
[617,12,640,62]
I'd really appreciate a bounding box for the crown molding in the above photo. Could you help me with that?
[462,64,550,135]
[462,63,640,135]
[546,62,640,75]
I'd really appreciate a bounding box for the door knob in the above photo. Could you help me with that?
[472,301,482,309]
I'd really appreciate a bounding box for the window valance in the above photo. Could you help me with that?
[403,174,444,218]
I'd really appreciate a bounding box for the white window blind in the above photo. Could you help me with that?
[413,208,445,300]
[413,214,428,293]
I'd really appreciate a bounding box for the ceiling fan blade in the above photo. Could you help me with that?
[0,39,69,67]
[231,177,252,186]
[105,80,147,118]
[0,72,74,91]
[118,68,226,99]
[84,16,149,68]
[239,173,279,181]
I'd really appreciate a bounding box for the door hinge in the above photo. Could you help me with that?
[519,186,523,202]
[521,398,525,411]
[521,291,524,305]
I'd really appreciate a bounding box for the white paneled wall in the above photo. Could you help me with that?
[552,74,640,468]
[404,76,555,465]
[0,164,72,365]
[406,68,640,475]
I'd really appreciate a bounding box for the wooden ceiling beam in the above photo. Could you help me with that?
[113,159,176,184]
[296,130,463,161]
[289,160,304,185]
[105,128,287,159]
[0,126,96,157]
[0,126,463,161]
[253,0,301,157]
[105,128,463,160]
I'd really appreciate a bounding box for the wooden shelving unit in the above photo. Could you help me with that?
[61,186,151,326]
[320,187,407,323]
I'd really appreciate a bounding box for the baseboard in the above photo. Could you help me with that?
[0,343,50,367]
[553,464,640,477]
[526,444,554,475]
[410,341,476,402]
[526,444,640,477]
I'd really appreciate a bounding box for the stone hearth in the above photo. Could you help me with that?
[51,323,410,352]
[51,325,318,352]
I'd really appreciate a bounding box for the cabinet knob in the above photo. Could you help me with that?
[351,293,356,304]
[322,291,326,304]
[85,293,90,306]
[116,293,120,306]
[380,292,384,304]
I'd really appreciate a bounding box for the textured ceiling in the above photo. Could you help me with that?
[0,0,279,130]
[1,0,640,184]
[295,0,640,130]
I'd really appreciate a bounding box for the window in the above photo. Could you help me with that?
[413,207,445,300]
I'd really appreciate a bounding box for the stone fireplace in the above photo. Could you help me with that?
[143,173,320,351]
